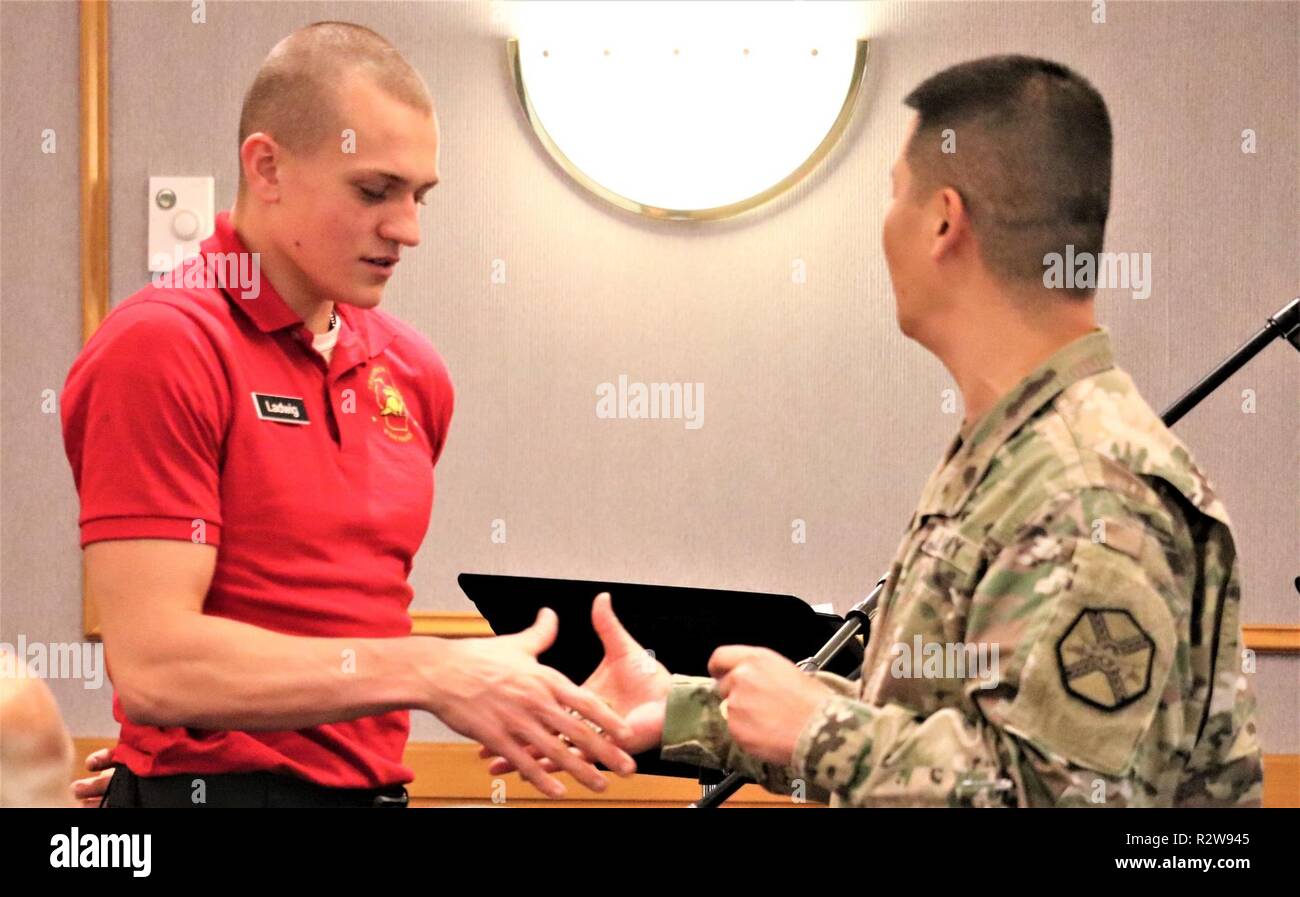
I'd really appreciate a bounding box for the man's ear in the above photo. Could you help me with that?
[930,186,969,262]
[239,132,283,203]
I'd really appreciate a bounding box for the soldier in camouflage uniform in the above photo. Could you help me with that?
[482,55,1263,807]
[658,326,1263,806]
[649,55,1264,807]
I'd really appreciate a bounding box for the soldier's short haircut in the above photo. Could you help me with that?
[902,55,1112,298]
[237,22,433,191]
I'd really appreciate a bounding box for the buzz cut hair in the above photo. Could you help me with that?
[237,21,434,191]
[902,55,1112,298]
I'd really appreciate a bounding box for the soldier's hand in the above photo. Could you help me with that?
[709,646,834,766]
[582,593,672,731]
[480,593,671,775]
[428,608,638,798]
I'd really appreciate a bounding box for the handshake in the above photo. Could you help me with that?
[458,592,836,799]
[71,592,836,805]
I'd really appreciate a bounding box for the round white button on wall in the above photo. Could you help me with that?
[172,210,201,241]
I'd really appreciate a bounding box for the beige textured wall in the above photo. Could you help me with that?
[2,1,1296,751]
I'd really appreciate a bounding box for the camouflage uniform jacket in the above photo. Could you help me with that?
[661,329,1263,807]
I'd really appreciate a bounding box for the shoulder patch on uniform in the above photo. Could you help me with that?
[1056,608,1155,711]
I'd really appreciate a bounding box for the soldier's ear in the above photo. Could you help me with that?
[930,188,967,262]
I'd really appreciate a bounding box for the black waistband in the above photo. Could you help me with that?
[104,765,408,808]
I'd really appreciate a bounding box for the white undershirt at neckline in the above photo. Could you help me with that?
[311,311,342,362]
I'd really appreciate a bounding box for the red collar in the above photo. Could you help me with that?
[201,211,396,359]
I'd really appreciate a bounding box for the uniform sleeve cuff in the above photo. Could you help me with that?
[792,694,875,794]
[659,675,731,770]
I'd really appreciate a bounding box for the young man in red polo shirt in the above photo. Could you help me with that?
[62,22,635,807]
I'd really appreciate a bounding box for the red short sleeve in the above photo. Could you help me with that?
[426,352,455,467]
[61,300,230,547]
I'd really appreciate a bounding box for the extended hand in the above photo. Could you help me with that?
[430,607,637,798]
[583,592,673,737]
[484,592,671,776]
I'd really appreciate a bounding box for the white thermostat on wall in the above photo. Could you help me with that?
[148,176,215,273]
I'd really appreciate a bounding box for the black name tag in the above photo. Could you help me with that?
[251,392,309,425]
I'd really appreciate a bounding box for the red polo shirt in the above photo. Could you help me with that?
[61,211,454,788]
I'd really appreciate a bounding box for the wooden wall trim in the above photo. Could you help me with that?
[86,611,1300,654]
[68,738,1300,807]
[78,0,110,639]
[413,612,1300,653]
[1266,753,1300,809]
[66,737,793,806]
[86,611,1300,656]
[410,611,493,639]
[1242,624,1300,654]
[79,0,109,344]
[401,742,791,805]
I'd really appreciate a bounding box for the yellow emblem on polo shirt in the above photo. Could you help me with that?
[367,365,413,443]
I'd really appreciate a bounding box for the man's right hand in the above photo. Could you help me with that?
[427,607,638,798]
[482,593,673,777]
[580,592,673,746]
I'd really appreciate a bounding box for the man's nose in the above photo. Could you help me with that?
[380,196,422,248]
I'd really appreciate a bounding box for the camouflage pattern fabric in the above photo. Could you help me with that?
[661,329,1263,807]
